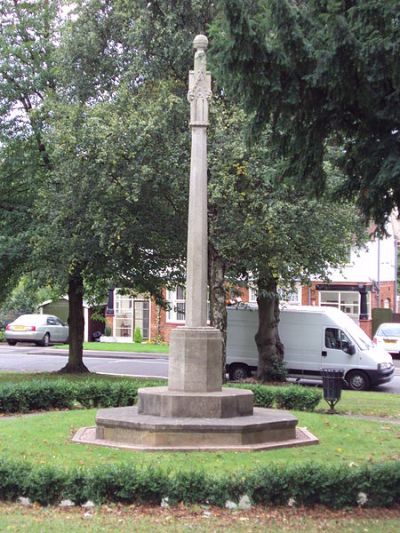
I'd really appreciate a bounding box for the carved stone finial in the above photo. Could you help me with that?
[188,35,211,126]
[193,34,208,51]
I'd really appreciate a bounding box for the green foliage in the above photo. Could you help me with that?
[0,379,321,414]
[274,386,322,412]
[0,457,399,508]
[24,466,68,506]
[0,331,4,342]
[133,327,143,344]
[212,0,400,227]
[230,383,275,408]
[0,460,31,502]
[228,383,321,411]
[104,326,112,337]
[262,359,288,382]
[74,381,138,409]
[0,379,155,413]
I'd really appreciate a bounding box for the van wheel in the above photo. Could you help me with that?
[346,370,370,391]
[7,340,17,346]
[229,364,249,381]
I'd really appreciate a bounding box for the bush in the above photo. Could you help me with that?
[0,459,31,501]
[0,379,163,414]
[274,385,321,411]
[229,383,275,408]
[104,326,112,336]
[0,379,320,415]
[0,330,5,343]
[133,327,143,344]
[228,383,321,411]
[0,458,399,508]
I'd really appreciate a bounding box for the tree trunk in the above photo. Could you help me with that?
[59,271,89,374]
[255,276,285,382]
[208,244,227,382]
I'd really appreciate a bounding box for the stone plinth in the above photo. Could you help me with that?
[168,327,223,392]
[83,406,314,451]
[138,386,254,418]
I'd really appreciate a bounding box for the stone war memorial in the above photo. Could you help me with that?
[74,35,318,451]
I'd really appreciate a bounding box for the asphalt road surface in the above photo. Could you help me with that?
[0,343,399,393]
[0,344,168,380]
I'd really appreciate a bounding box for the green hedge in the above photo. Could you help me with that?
[0,380,321,414]
[0,379,157,414]
[229,383,322,411]
[0,458,399,508]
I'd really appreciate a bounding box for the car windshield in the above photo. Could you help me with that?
[378,325,400,337]
[13,315,44,326]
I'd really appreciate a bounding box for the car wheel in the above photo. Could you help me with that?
[40,333,50,347]
[346,370,370,391]
[6,340,17,346]
[229,364,249,381]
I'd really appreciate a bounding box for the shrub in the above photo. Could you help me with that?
[24,465,69,506]
[0,459,30,501]
[263,359,288,382]
[228,383,321,411]
[0,379,156,414]
[104,326,112,336]
[0,381,75,413]
[0,330,5,343]
[0,379,320,414]
[133,327,143,344]
[274,385,321,411]
[228,383,275,408]
[0,458,399,508]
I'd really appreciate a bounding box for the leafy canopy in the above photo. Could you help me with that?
[211,0,400,228]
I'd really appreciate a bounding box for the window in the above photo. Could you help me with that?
[167,286,186,322]
[115,290,133,337]
[249,287,257,303]
[325,328,352,351]
[319,291,366,320]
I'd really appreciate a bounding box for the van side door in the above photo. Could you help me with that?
[322,327,355,369]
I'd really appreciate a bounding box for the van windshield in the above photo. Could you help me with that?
[347,324,373,350]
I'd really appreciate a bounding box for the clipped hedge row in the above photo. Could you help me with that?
[0,380,322,414]
[0,457,399,508]
[0,379,161,414]
[229,383,322,411]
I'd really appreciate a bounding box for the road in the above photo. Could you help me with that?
[0,344,168,380]
[0,343,400,393]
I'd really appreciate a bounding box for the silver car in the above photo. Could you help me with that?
[373,322,400,358]
[5,314,69,346]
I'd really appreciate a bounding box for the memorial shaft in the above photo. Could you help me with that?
[185,34,211,328]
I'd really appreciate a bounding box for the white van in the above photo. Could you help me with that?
[226,305,395,391]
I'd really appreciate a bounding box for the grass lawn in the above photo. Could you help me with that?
[54,342,169,353]
[0,407,399,472]
[0,503,400,532]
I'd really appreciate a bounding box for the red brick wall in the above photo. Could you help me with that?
[359,319,373,338]
[371,281,396,310]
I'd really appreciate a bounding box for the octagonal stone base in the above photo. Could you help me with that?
[73,406,318,451]
[138,386,254,418]
[73,407,318,451]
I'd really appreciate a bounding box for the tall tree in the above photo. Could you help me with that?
[211,0,400,229]
[208,103,366,381]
